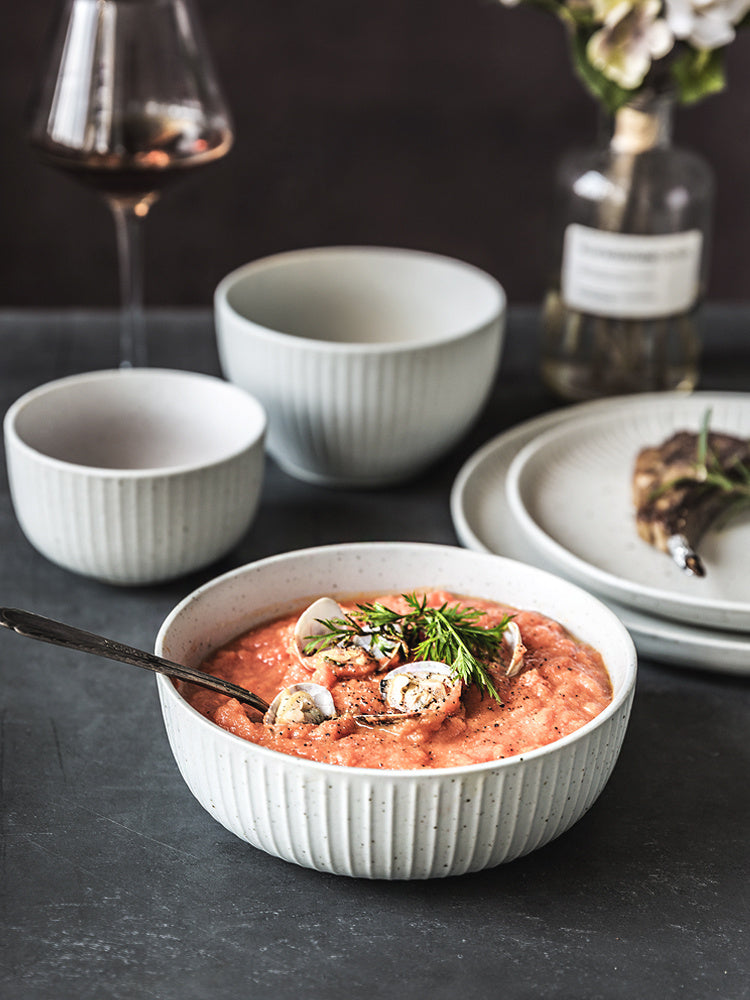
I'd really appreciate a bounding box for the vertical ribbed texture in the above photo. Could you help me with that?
[154,543,636,879]
[6,446,263,585]
[222,320,501,486]
[159,676,634,881]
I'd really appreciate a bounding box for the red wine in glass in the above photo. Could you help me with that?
[28,0,234,367]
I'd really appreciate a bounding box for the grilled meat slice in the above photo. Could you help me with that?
[633,429,750,576]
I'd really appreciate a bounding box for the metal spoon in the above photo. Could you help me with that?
[0,607,270,714]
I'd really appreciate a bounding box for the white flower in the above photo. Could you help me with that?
[664,0,750,49]
[587,0,674,89]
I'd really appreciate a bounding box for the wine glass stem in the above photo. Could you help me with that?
[110,201,147,369]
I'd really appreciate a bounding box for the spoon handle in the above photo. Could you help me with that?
[0,607,270,714]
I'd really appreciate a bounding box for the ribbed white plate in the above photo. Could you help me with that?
[451,394,750,673]
[505,393,750,633]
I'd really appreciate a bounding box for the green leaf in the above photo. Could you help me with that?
[569,31,634,113]
[302,593,510,702]
[670,46,727,104]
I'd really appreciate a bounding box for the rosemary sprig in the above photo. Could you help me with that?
[651,408,750,506]
[303,592,509,702]
[695,410,750,516]
[695,408,711,467]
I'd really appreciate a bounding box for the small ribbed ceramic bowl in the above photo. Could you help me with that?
[4,369,266,585]
[214,246,506,487]
[155,542,637,879]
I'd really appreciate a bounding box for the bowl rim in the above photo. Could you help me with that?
[214,245,507,355]
[3,367,267,480]
[155,541,637,779]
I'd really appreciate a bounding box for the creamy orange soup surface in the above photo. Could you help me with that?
[187,591,613,770]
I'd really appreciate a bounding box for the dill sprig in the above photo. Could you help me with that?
[303,592,509,702]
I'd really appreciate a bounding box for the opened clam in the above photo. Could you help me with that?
[379,661,459,714]
[293,597,344,655]
[293,596,404,669]
[265,662,461,730]
[287,595,521,725]
[264,683,336,725]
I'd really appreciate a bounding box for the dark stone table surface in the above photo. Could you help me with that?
[1,307,748,1000]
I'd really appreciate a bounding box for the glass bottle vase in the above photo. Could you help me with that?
[540,93,714,401]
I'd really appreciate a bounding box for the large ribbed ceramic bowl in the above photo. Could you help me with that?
[214,247,505,487]
[4,369,266,585]
[155,542,636,879]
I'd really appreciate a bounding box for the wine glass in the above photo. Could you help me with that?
[28,0,234,368]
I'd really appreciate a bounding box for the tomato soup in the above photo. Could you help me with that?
[186,591,613,770]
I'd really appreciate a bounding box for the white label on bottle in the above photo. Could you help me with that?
[561,224,703,319]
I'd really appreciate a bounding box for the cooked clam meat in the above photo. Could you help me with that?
[347,626,405,665]
[264,683,336,726]
[310,644,379,673]
[380,661,458,713]
[293,596,404,669]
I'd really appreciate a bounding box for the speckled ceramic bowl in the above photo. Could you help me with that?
[155,542,636,879]
[214,246,505,487]
[4,369,266,585]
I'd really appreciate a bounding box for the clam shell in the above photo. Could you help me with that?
[348,627,405,667]
[293,597,344,655]
[504,621,526,677]
[379,661,457,713]
[293,596,403,667]
[264,683,336,725]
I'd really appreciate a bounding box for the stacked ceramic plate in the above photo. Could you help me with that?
[451,392,750,674]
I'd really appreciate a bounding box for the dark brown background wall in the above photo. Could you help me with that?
[2,0,749,310]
